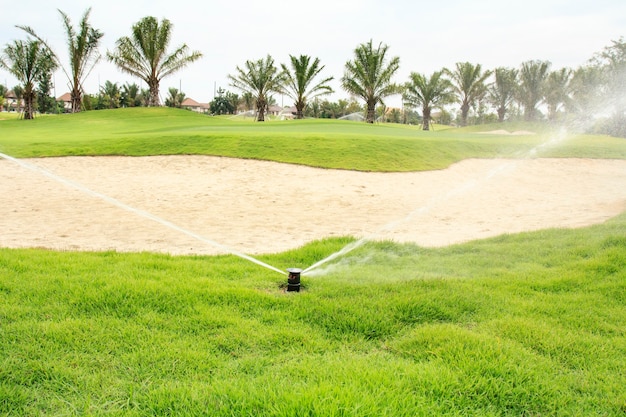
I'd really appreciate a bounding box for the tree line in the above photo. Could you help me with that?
[1,8,624,136]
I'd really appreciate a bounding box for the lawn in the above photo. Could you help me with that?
[0,108,625,416]
[1,107,625,171]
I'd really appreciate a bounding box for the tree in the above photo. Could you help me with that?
[281,55,334,119]
[568,65,604,122]
[210,87,236,115]
[240,92,255,112]
[165,87,185,108]
[99,80,120,109]
[518,60,551,121]
[0,39,57,119]
[121,82,141,107]
[36,66,56,114]
[228,55,285,121]
[342,40,400,123]
[592,37,626,137]
[12,85,24,112]
[403,70,455,130]
[445,62,492,126]
[487,67,518,122]
[18,8,104,113]
[0,85,6,110]
[107,16,202,106]
[226,91,240,114]
[544,68,572,122]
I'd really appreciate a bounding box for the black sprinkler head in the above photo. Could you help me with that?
[286,268,302,292]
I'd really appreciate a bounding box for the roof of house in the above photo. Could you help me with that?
[57,92,72,102]
[181,98,209,108]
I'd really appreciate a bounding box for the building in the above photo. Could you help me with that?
[57,92,72,112]
[4,90,21,111]
[181,98,210,113]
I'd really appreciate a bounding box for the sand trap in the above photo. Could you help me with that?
[1,156,625,255]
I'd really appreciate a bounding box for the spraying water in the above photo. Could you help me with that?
[338,112,365,121]
[303,128,570,275]
[0,152,287,276]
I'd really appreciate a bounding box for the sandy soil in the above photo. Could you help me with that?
[1,156,625,255]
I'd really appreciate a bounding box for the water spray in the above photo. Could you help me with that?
[302,128,572,275]
[0,152,286,276]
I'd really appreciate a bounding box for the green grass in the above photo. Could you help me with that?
[1,108,626,415]
[1,214,625,415]
[1,107,624,171]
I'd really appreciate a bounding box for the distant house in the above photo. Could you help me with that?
[181,98,210,113]
[267,105,283,116]
[267,105,297,119]
[57,92,72,112]
[4,90,21,111]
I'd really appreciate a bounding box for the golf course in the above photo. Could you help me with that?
[1,107,625,415]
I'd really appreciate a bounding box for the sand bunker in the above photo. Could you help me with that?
[1,156,625,255]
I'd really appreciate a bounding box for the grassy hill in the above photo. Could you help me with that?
[0,108,625,415]
[1,107,624,171]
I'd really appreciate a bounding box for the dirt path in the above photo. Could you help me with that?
[1,156,625,255]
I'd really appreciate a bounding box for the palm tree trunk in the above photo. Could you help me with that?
[256,97,266,122]
[23,86,35,120]
[497,107,505,123]
[296,103,304,119]
[422,106,431,131]
[366,102,376,123]
[71,88,82,113]
[460,102,469,126]
[149,81,160,106]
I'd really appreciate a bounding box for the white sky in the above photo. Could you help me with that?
[1,0,624,108]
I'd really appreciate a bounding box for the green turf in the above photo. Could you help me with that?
[1,107,624,171]
[1,213,625,415]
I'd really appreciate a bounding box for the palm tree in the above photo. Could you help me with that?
[241,92,255,112]
[281,55,333,119]
[445,62,492,126]
[592,37,626,136]
[121,82,141,107]
[0,39,57,119]
[488,67,518,122]
[99,80,120,109]
[544,68,572,122]
[165,87,185,108]
[341,40,400,123]
[228,55,285,121]
[403,70,455,130]
[107,16,202,106]
[18,8,104,113]
[12,85,24,112]
[567,65,604,122]
[518,60,551,121]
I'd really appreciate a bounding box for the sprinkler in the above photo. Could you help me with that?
[286,268,302,292]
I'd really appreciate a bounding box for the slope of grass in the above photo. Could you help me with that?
[1,213,625,415]
[1,108,624,171]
